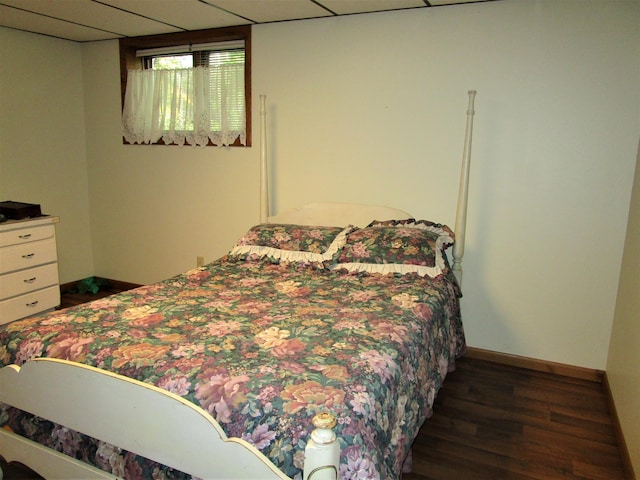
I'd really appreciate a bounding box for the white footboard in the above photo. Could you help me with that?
[0,359,339,480]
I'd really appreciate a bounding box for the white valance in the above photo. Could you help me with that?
[122,64,245,147]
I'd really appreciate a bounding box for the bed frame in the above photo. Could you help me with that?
[0,91,476,480]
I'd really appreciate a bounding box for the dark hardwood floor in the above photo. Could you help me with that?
[404,356,630,480]
[1,286,632,479]
[58,277,142,309]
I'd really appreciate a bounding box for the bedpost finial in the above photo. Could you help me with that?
[310,412,337,446]
[312,412,337,431]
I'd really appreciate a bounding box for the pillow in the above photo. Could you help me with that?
[331,219,455,278]
[229,223,354,266]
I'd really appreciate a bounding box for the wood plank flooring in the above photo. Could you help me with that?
[1,285,632,479]
[58,277,141,309]
[403,356,630,480]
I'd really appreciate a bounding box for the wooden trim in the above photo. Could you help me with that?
[602,373,637,480]
[464,346,603,382]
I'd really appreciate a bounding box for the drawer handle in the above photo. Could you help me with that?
[26,300,39,308]
[18,234,32,239]
[24,277,37,283]
[22,253,35,259]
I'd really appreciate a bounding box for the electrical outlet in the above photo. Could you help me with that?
[196,256,204,267]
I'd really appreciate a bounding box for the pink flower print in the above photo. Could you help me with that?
[307,228,325,240]
[158,375,191,396]
[46,334,95,362]
[271,338,306,358]
[195,372,250,423]
[242,423,277,450]
[95,442,126,478]
[272,230,291,244]
[358,349,397,384]
[350,242,370,259]
[238,230,259,245]
[257,385,279,403]
[373,321,408,344]
[51,425,82,456]
[349,387,374,419]
[16,338,44,365]
[412,303,433,322]
[207,320,243,336]
[340,445,379,479]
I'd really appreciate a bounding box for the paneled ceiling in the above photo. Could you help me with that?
[0,0,495,42]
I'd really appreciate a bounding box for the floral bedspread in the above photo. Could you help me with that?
[0,257,465,479]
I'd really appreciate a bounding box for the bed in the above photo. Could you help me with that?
[0,91,476,480]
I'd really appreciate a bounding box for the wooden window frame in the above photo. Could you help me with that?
[119,25,251,147]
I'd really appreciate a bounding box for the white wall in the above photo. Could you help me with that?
[81,39,258,283]
[258,0,637,371]
[79,1,640,370]
[1,0,638,466]
[607,139,640,475]
[5,1,636,373]
[0,28,94,283]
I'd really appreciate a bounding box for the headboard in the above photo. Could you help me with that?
[267,202,412,228]
[257,91,476,285]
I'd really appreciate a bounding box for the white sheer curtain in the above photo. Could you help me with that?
[122,64,245,147]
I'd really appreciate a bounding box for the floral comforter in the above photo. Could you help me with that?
[0,257,465,479]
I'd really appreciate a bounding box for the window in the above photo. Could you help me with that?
[119,26,251,147]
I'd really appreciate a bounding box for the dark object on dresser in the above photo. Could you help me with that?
[0,201,42,219]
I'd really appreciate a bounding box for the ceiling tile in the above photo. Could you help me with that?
[101,0,249,31]
[429,0,486,4]
[1,0,181,37]
[210,0,333,23]
[318,0,425,15]
[0,4,121,41]
[0,0,495,42]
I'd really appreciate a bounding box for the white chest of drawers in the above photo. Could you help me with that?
[0,216,60,325]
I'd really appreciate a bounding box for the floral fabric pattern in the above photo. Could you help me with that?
[0,256,465,480]
[234,224,345,252]
[334,219,455,278]
[229,224,353,266]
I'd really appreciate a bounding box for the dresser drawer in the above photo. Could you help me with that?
[0,285,60,325]
[0,263,60,301]
[0,224,55,248]
[0,237,57,274]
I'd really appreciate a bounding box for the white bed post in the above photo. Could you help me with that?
[303,413,340,480]
[452,90,477,286]
[260,94,269,223]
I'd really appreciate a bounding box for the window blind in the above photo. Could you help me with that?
[135,40,245,57]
